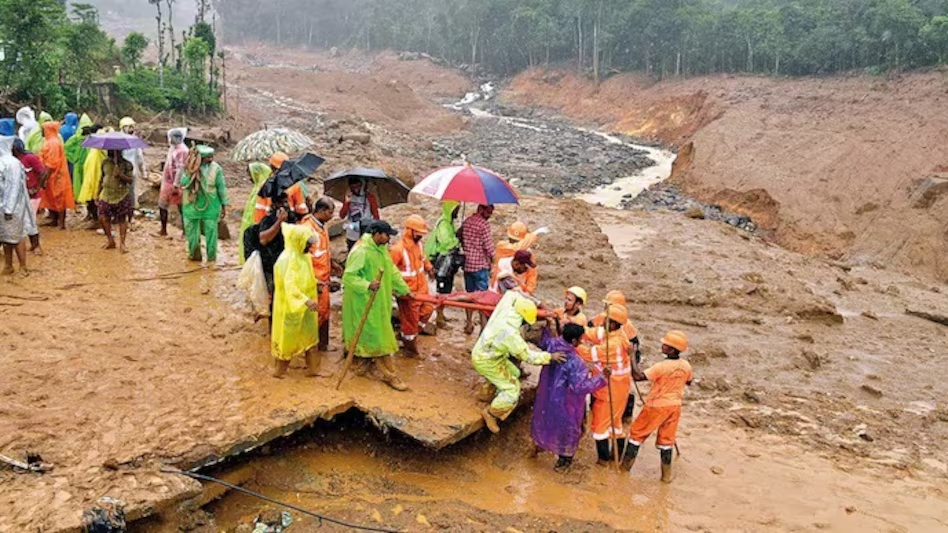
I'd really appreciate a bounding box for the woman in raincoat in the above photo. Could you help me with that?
[60,113,79,142]
[238,162,271,264]
[158,127,188,236]
[179,145,228,262]
[64,114,93,198]
[77,126,108,220]
[15,107,36,145]
[472,290,565,433]
[341,222,411,391]
[0,135,37,276]
[38,122,76,229]
[271,223,326,379]
[26,112,53,153]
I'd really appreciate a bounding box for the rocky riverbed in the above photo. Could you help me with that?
[623,183,759,233]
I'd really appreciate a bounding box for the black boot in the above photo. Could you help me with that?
[615,438,627,459]
[554,456,573,472]
[623,394,635,419]
[621,441,640,471]
[660,448,673,483]
[595,439,611,464]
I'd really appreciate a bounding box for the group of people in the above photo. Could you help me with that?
[235,156,694,480]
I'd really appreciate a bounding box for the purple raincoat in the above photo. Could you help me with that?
[531,328,607,457]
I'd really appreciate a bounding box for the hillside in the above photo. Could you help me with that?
[505,68,948,282]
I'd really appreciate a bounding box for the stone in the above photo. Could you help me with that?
[861,384,884,398]
[685,206,706,219]
[711,466,724,475]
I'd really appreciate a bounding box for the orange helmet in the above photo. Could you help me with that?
[605,303,628,325]
[405,214,429,235]
[507,221,529,241]
[661,330,689,352]
[269,151,289,170]
[604,290,627,306]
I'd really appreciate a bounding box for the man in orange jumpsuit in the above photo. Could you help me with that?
[623,330,693,483]
[300,196,339,360]
[491,221,547,294]
[590,290,642,419]
[553,286,588,329]
[253,152,309,223]
[390,214,435,356]
[578,303,632,465]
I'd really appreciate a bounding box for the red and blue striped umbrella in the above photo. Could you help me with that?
[412,165,519,205]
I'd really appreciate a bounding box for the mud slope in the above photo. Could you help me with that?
[505,69,948,282]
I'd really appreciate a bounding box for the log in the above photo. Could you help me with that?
[905,309,948,327]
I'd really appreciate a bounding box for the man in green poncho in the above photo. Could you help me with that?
[64,114,94,199]
[179,145,228,262]
[424,200,461,328]
[342,220,412,391]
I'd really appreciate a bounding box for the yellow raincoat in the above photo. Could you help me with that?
[77,127,109,203]
[271,224,319,361]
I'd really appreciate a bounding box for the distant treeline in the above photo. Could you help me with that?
[215,0,948,78]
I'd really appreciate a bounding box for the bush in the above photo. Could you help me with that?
[115,68,219,114]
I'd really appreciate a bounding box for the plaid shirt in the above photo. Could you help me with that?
[460,214,495,272]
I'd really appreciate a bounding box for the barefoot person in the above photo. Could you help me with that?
[38,121,75,230]
[623,331,693,482]
[12,139,47,255]
[0,134,36,275]
[97,150,134,253]
[271,224,327,378]
[179,145,228,262]
[342,221,412,391]
[158,128,187,236]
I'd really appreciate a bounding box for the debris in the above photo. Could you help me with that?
[801,349,823,370]
[81,497,126,532]
[685,206,705,219]
[0,453,52,473]
[743,390,762,403]
[905,309,948,327]
[860,384,884,398]
[711,466,725,475]
[845,506,857,515]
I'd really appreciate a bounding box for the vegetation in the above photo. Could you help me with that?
[0,0,219,116]
[217,0,948,80]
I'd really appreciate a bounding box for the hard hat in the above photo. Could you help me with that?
[119,116,135,129]
[514,297,538,325]
[604,290,627,306]
[661,330,689,352]
[405,214,429,235]
[565,286,587,304]
[269,151,289,170]
[507,221,529,241]
[606,303,628,325]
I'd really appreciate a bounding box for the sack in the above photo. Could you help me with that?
[237,251,271,317]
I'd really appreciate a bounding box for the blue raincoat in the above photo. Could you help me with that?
[60,113,79,142]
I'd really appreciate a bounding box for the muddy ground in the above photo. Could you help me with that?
[2,44,948,532]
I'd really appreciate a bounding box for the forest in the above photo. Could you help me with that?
[215,0,948,79]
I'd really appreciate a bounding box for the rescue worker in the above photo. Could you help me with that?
[490,249,536,294]
[491,220,548,293]
[253,152,309,223]
[424,200,461,327]
[553,286,588,328]
[623,331,693,483]
[299,196,340,354]
[472,290,566,433]
[590,289,642,419]
[342,221,411,391]
[390,214,435,357]
[578,303,632,465]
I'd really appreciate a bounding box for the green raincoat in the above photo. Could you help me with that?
[472,291,553,414]
[64,113,93,197]
[424,200,461,260]
[180,156,228,261]
[342,233,410,358]
[272,224,319,361]
[238,162,272,265]
[26,112,53,153]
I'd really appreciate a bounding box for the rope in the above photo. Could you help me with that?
[160,468,401,533]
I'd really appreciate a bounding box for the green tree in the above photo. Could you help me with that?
[122,32,149,70]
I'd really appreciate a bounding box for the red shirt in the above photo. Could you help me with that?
[460,214,495,272]
[17,152,45,199]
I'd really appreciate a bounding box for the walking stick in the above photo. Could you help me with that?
[335,269,385,390]
[603,302,620,471]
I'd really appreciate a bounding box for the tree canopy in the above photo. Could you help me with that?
[215,0,948,78]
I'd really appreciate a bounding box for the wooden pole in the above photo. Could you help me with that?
[335,268,385,390]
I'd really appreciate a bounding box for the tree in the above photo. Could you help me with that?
[122,32,149,70]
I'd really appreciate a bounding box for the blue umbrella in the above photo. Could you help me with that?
[81,132,149,150]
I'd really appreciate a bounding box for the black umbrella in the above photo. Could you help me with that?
[259,152,326,200]
[323,167,411,208]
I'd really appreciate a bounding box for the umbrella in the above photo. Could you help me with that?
[259,152,325,200]
[412,165,519,205]
[81,132,149,150]
[231,128,314,162]
[323,167,411,208]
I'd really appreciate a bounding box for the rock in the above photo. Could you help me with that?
[711,466,724,475]
[743,390,762,403]
[339,133,371,145]
[885,285,901,296]
[845,506,857,515]
[860,384,884,398]
[416,514,432,526]
[685,206,705,219]
[861,310,879,320]
[801,349,823,370]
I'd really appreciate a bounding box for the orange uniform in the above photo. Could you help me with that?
[492,235,538,293]
[629,359,693,448]
[390,234,434,338]
[253,182,308,223]
[300,215,332,325]
[578,326,632,441]
[553,308,587,328]
[590,312,638,340]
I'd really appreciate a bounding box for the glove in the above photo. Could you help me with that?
[534,226,551,236]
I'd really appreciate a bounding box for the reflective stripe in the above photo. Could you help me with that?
[400,249,418,279]
[612,367,631,376]
[592,427,626,440]
[657,445,674,451]
[255,202,268,210]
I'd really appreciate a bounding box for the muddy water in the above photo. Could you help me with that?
[577,131,676,209]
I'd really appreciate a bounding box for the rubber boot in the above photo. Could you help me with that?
[475,382,496,403]
[481,408,501,433]
[317,321,330,352]
[623,394,635,420]
[621,442,640,471]
[376,356,408,391]
[660,448,673,483]
[554,456,573,473]
[595,439,612,465]
[272,359,290,379]
[615,438,627,460]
